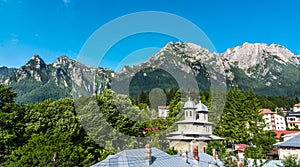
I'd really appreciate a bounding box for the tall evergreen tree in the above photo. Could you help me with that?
[245,89,265,136]
[0,85,25,157]
[214,86,251,143]
[214,86,276,158]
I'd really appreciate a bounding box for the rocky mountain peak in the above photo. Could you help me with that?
[25,55,47,70]
[161,42,210,53]
[149,42,214,64]
[222,43,299,69]
[53,56,74,68]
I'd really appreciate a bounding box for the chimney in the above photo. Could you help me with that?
[182,151,188,163]
[238,158,243,167]
[145,144,152,165]
[192,146,199,161]
[212,149,217,161]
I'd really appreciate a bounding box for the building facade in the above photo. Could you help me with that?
[293,103,300,112]
[286,112,300,129]
[274,133,300,162]
[260,109,286,130]
[158,106,169,119]
[167,98,223,153]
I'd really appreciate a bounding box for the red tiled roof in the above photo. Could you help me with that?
[272,130,300,139]
[259,108,276,115]
[158,106,168,109]
[234,144,248,151]
[294,103,300,107]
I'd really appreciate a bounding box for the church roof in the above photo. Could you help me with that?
[195,101,208,112]
[175,120,213,125]
[167,134,223,141]
[183,97,196,109]
[169,131,212,135]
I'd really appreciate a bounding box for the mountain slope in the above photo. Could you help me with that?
[0,42,299,104]
[115,42,300,97]
[0,55,113,104]
[222,42,300,95]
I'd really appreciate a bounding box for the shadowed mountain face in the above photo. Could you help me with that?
[0,55,113,104]
[1,42,300,104]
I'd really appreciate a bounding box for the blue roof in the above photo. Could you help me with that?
[184,152,224,167]
[91,147,191,167]
[247,159,283,167]
[91,147,283,167]
[274,133,300,147]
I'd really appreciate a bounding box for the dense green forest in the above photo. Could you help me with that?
[0,84,297,166]
[0,85,182,166]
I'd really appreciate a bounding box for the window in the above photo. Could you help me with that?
[190,111,192,117]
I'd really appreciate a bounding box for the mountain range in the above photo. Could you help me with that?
[1,42,300,104]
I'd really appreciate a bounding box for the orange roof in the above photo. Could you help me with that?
[272,130,300,139]
[259,108,276,115]
[158,106,168,109]
[234,144,248,151]
[294,103,300,107]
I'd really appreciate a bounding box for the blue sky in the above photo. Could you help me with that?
[1,0,300,70]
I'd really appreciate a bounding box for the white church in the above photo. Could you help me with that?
[167,97,223,153]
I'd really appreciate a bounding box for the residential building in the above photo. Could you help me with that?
[274,133,300,162]
[167,97,223,153]
[293,103,300,112]
[286,111,300,129]
[259,109,286,130]
[158,106,168,119]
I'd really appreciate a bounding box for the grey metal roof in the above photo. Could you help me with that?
[169,130,211,135]
[167,134,223,141]
[172,152,224,167]
[91,147,191,167]
[247,159,283,167]
[183,98,196,109]
[175,120,213,125]
[209,134,225,140]
[195,101,208,112]
[274,133,300,147]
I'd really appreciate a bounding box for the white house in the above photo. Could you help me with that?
[259,109,286,130]
[158,106,168,119]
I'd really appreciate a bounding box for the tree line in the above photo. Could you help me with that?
[0,84,295,166]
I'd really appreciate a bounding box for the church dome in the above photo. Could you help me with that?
[183,97,196,109]
[195,101,208,112]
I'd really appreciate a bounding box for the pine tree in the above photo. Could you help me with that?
[245,89,265,136]
[214,86,250,143]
